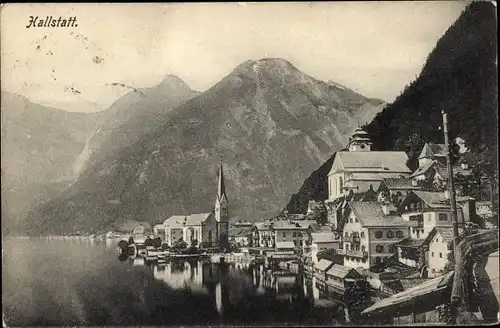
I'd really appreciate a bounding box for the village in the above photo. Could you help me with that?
[116,113,498,325]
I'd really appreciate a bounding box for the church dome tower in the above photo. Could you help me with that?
[348,127,372,152]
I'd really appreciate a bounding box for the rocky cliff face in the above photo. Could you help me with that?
[26,58,385,235]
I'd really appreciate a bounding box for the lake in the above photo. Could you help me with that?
[2,238,347,326]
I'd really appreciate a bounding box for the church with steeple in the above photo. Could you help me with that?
[162,159,230,249]
[213,160,229,246]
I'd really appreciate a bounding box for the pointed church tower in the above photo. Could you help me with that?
[214,159,229,246]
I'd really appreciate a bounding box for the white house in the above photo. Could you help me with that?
[164,215,187,246]
[310,232,341,264]
[338,201,412,270]
[423,227,458,273]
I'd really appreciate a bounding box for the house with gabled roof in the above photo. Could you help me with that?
[338,201,414,270]
[397,190,468,240]
[423,226,461,272]
[310,232,341,263]
[163,215,186,246]
[325,264,364,293]
[417,143,447,168]
[377,177,421,206]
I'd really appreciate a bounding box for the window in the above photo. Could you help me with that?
[428,215,432,222]
[387,231,394,238]
[346,244,350,250]
[376,245,384,253]
[356,258,360,263]
[388,245,396,253]
[345,232,348,238]
[431,252,434,257]
[360,144,366,149]
[375,257,381,264]
[360,231,365,238]
[439,213,448,221]
[439,253,443,258]
[339,177,344,194]
[436,238,439,243]
[355,245,360,251]
[282,232,286,237]
[361,246,366,252]
[350,218,353,223]
[354,218,358,223]
[292,232,296,237]
[396,230,403,238]
[375,231,383,239]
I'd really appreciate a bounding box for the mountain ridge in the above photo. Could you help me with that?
[24,57,386,235]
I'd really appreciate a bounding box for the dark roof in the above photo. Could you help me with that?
[362,271,454,316]
[228,227,252,237]
[418,143,447,159]
[410,160,436,177]
[413,191,450,208]
[423,226,463,245]
[382,178,421,190]
[326,264,362,279]
[336,151,411,173]
[400,278,435,290]
[273,220,308,230]
[349,202,409,227]
[395,238,426,248]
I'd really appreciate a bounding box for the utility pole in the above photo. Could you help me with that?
[442,111,459,248]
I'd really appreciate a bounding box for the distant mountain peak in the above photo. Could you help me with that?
[158,74,192,92]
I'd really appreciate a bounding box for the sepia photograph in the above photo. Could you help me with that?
[1,1,498,326]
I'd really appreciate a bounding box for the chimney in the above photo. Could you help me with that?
[411,179,418,187]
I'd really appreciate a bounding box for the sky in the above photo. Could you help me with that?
[1,2,469,112]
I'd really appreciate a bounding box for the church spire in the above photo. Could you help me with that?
[217,158,226,200]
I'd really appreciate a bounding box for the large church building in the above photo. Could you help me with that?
[327,128,412,201]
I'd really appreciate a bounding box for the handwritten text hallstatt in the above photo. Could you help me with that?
[26,16,78,28]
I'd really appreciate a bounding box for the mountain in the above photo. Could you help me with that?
[284,1,498,214]
[73,75,201,177]
[25,58,386,235]
[1,91,99,234]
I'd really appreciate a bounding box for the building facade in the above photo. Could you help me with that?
[327,128,412,202]
[338,201,411,269]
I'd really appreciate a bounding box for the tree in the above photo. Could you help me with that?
[345,279,371,323]
[173,238,188,250]
[305,200,328,225]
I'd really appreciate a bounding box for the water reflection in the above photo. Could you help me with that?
[3,238,348,326]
